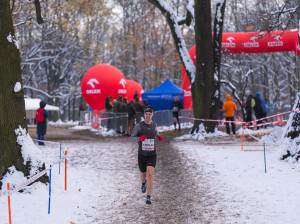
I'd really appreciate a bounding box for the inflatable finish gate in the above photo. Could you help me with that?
[182,29,300,109]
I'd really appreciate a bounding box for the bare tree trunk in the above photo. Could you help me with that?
[192,0,215,132]
[147,0,227,133]
[211,0,226,131]
[0,0,47,188]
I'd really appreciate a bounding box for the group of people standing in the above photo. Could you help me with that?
[104,93,147,135]
[245,90,267,127]
[222,90,268,134]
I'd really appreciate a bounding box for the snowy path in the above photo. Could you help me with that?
[42,136,232,223]
[2,128,300,224]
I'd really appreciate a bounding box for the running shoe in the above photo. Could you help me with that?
[146,195,151,204]
[141,181,146,193]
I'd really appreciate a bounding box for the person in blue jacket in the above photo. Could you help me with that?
[255,92,267,120]
[36,101,48,145]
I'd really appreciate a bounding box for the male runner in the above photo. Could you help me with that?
[130,105,163,204]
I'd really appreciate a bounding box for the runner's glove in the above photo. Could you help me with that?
[157,135,163,141]
[139,135,147,141]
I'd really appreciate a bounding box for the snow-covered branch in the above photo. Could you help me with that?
[220,79,243,108]
[265,2,300,30]
[147,0,196,82]
[178,0,194,26]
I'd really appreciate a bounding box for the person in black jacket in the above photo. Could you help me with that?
[170,95,183,131]
[253,94,263,129]
[113,95,123,134]
[245,90,255,126]
[134,97,143,123]
[104,96,113,130]
[127,100,136,135]
[105,96,113,112]
[121,97,128,135]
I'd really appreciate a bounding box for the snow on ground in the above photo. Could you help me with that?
[0,125,300,223]
[0,139,139,224]
[174,126,300,224]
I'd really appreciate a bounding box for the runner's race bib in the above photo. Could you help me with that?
[142,139,155,151]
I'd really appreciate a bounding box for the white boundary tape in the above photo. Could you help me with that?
[32,138,61,144]
[179,109,292,127]
[0,154,67,197]
[246,120,287,128]
[88,114,128,122]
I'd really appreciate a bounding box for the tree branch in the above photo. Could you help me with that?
[34,0,44,24]
[178,0,194,26]
[147,0,196,82]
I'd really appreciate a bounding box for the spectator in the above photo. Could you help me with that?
[253,93,263,129]
[36,101,48,145]
[105,96,113,130]
[105,96,113,112]
[255,92,267,127]
[170,95,183,131]
[133,91,139,101]
[113,95,123,134]
[134,97,144,123]
[121,97,128,135]
[262,97,268,118]
[127,100,136,135]
[141,99,147,112]
[245,90,255,126]
[223,94,237,135]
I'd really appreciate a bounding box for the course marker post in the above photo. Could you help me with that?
[65,151,67,191]
[263,142,267,173]
[48,165,52,214]
[59,143,61,175]
[7,183,12,224]
[241,125,245,151]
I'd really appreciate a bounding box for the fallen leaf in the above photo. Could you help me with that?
[246,25,254,31]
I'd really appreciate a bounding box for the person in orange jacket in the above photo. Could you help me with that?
[223,94,237,134]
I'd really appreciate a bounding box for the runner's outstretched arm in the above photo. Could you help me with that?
[130,123,141,142]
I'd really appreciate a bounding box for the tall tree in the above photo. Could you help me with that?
[0,0,47,189]
[147,0,226,132]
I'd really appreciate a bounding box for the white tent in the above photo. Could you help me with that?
[25,98,59,124]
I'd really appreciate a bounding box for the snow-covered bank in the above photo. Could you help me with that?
[173,134,300,224]
[1,125,300,223]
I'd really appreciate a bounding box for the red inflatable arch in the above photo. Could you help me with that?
[182,29,300,109]
[126,79,144,102]
[81,64,127,111]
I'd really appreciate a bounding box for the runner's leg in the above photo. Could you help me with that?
[176,116,180,131]
[146,166,154,196]
[140,172,146,184]
[173,116,176,130]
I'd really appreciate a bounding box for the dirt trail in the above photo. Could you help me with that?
[33,126,243,223]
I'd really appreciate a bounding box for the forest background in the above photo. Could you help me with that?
[13,0,300,121]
